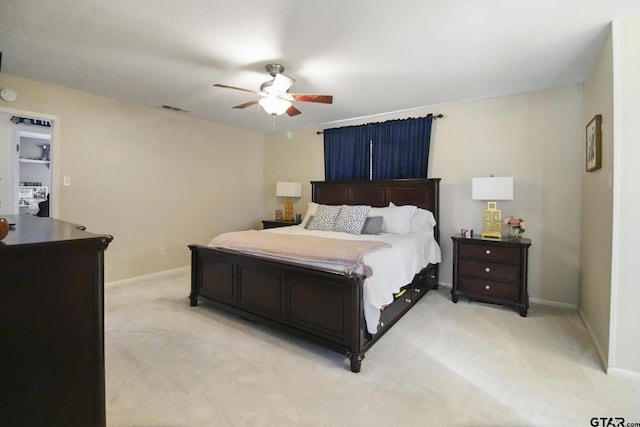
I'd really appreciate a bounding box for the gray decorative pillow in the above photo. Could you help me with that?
[303,215,315,229]
[307,205,341,231]
[361,216,383,235]
[333,205,370,234]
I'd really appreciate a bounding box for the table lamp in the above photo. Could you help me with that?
[472,176,513,239]
[276,181,302,222]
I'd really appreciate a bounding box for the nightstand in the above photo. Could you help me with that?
[451,234,531,316]
[262,220,300,229]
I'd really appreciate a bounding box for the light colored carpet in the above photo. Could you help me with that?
[105,268,640,426]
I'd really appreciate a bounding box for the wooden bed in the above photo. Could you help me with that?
[189,178,440,372]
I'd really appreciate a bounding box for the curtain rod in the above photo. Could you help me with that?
[315,114,443,135]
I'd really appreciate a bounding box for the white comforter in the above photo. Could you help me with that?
[263,226,441,334]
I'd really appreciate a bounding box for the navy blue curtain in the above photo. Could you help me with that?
[323,115,433,180]
[372,115,433,179]
[324,124,372,180]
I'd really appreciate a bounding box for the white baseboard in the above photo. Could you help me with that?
[106,266,189,287]
[578,308,608,371]
[529,297,577,310]
[607,367,640,382]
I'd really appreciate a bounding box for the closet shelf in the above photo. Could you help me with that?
[19,158,50,165]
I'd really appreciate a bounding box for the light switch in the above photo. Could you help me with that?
[63,176,71,186]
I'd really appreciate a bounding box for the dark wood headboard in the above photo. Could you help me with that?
[311,179,441,243]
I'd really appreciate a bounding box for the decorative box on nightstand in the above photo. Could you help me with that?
[262,220,300,229]
[451,234,531,316]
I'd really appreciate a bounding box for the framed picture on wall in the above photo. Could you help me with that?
[586,114,602,172]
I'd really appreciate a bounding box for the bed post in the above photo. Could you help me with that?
[347,276,366,373]
[188,245,199,306]
[347,352,364,373]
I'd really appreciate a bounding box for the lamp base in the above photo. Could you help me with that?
[283,197,294,222]
[481,230,502,240]
[481,201,503,240]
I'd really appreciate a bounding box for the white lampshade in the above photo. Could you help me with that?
[472,177,513,200]
[259,97,291,116]
[276,181,302,198]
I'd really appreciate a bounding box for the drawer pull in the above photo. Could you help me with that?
[485,285,491,290]
[485,267,491,273]
[405,298,412,304]
[486,249,491,255]
[414,288,421,293]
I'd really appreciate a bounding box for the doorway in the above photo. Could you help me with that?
[0,112,53,216]
[16,124,52,216]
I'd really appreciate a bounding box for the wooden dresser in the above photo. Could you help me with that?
[451,234,531,316]
[0,215,112,427]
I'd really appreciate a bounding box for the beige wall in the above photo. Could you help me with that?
[609,17,640,376]
[263,128,325,219]
[0,73,265,282]
[580,30,614,366]
[265,85,584,305]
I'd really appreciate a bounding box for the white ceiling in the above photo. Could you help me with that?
[1,0,639,134]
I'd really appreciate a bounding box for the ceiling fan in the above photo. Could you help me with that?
[214,64,333,117]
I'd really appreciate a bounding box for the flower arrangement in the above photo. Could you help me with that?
[504,216,527,239]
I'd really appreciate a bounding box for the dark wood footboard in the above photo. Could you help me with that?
[189,245,368,370]
[189,244,437,372]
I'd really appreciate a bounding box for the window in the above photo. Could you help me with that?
[324,115,434,181]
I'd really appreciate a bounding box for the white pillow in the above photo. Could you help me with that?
[410,208,436,233]
[389,203,436,233]
[368,207,385,218]
[380,204,416,234]
[367,204,416,234]
[333,205,370,234]
[307,205,341,231]
[299,202,319,227]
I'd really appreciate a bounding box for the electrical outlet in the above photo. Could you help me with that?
[159,246,166,256]
[63,176,71,186]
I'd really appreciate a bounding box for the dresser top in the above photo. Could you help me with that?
[451,233,531,246]
[1,214,110,248]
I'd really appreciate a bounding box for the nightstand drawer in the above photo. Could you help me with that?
[458,258,520,282]
[459,243,520,262]
[458,276,518,300]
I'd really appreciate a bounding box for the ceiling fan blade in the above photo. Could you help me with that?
[214,84,258,95]
[233,100,259,109]
[291,94,333,104]
[286,105,302,116]
[272,74,295,92]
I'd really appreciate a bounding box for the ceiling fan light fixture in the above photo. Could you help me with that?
[259,97,291,116]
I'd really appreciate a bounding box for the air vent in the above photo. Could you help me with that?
[161,105,190,113]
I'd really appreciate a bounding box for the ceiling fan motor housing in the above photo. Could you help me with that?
[265,63,285,76]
